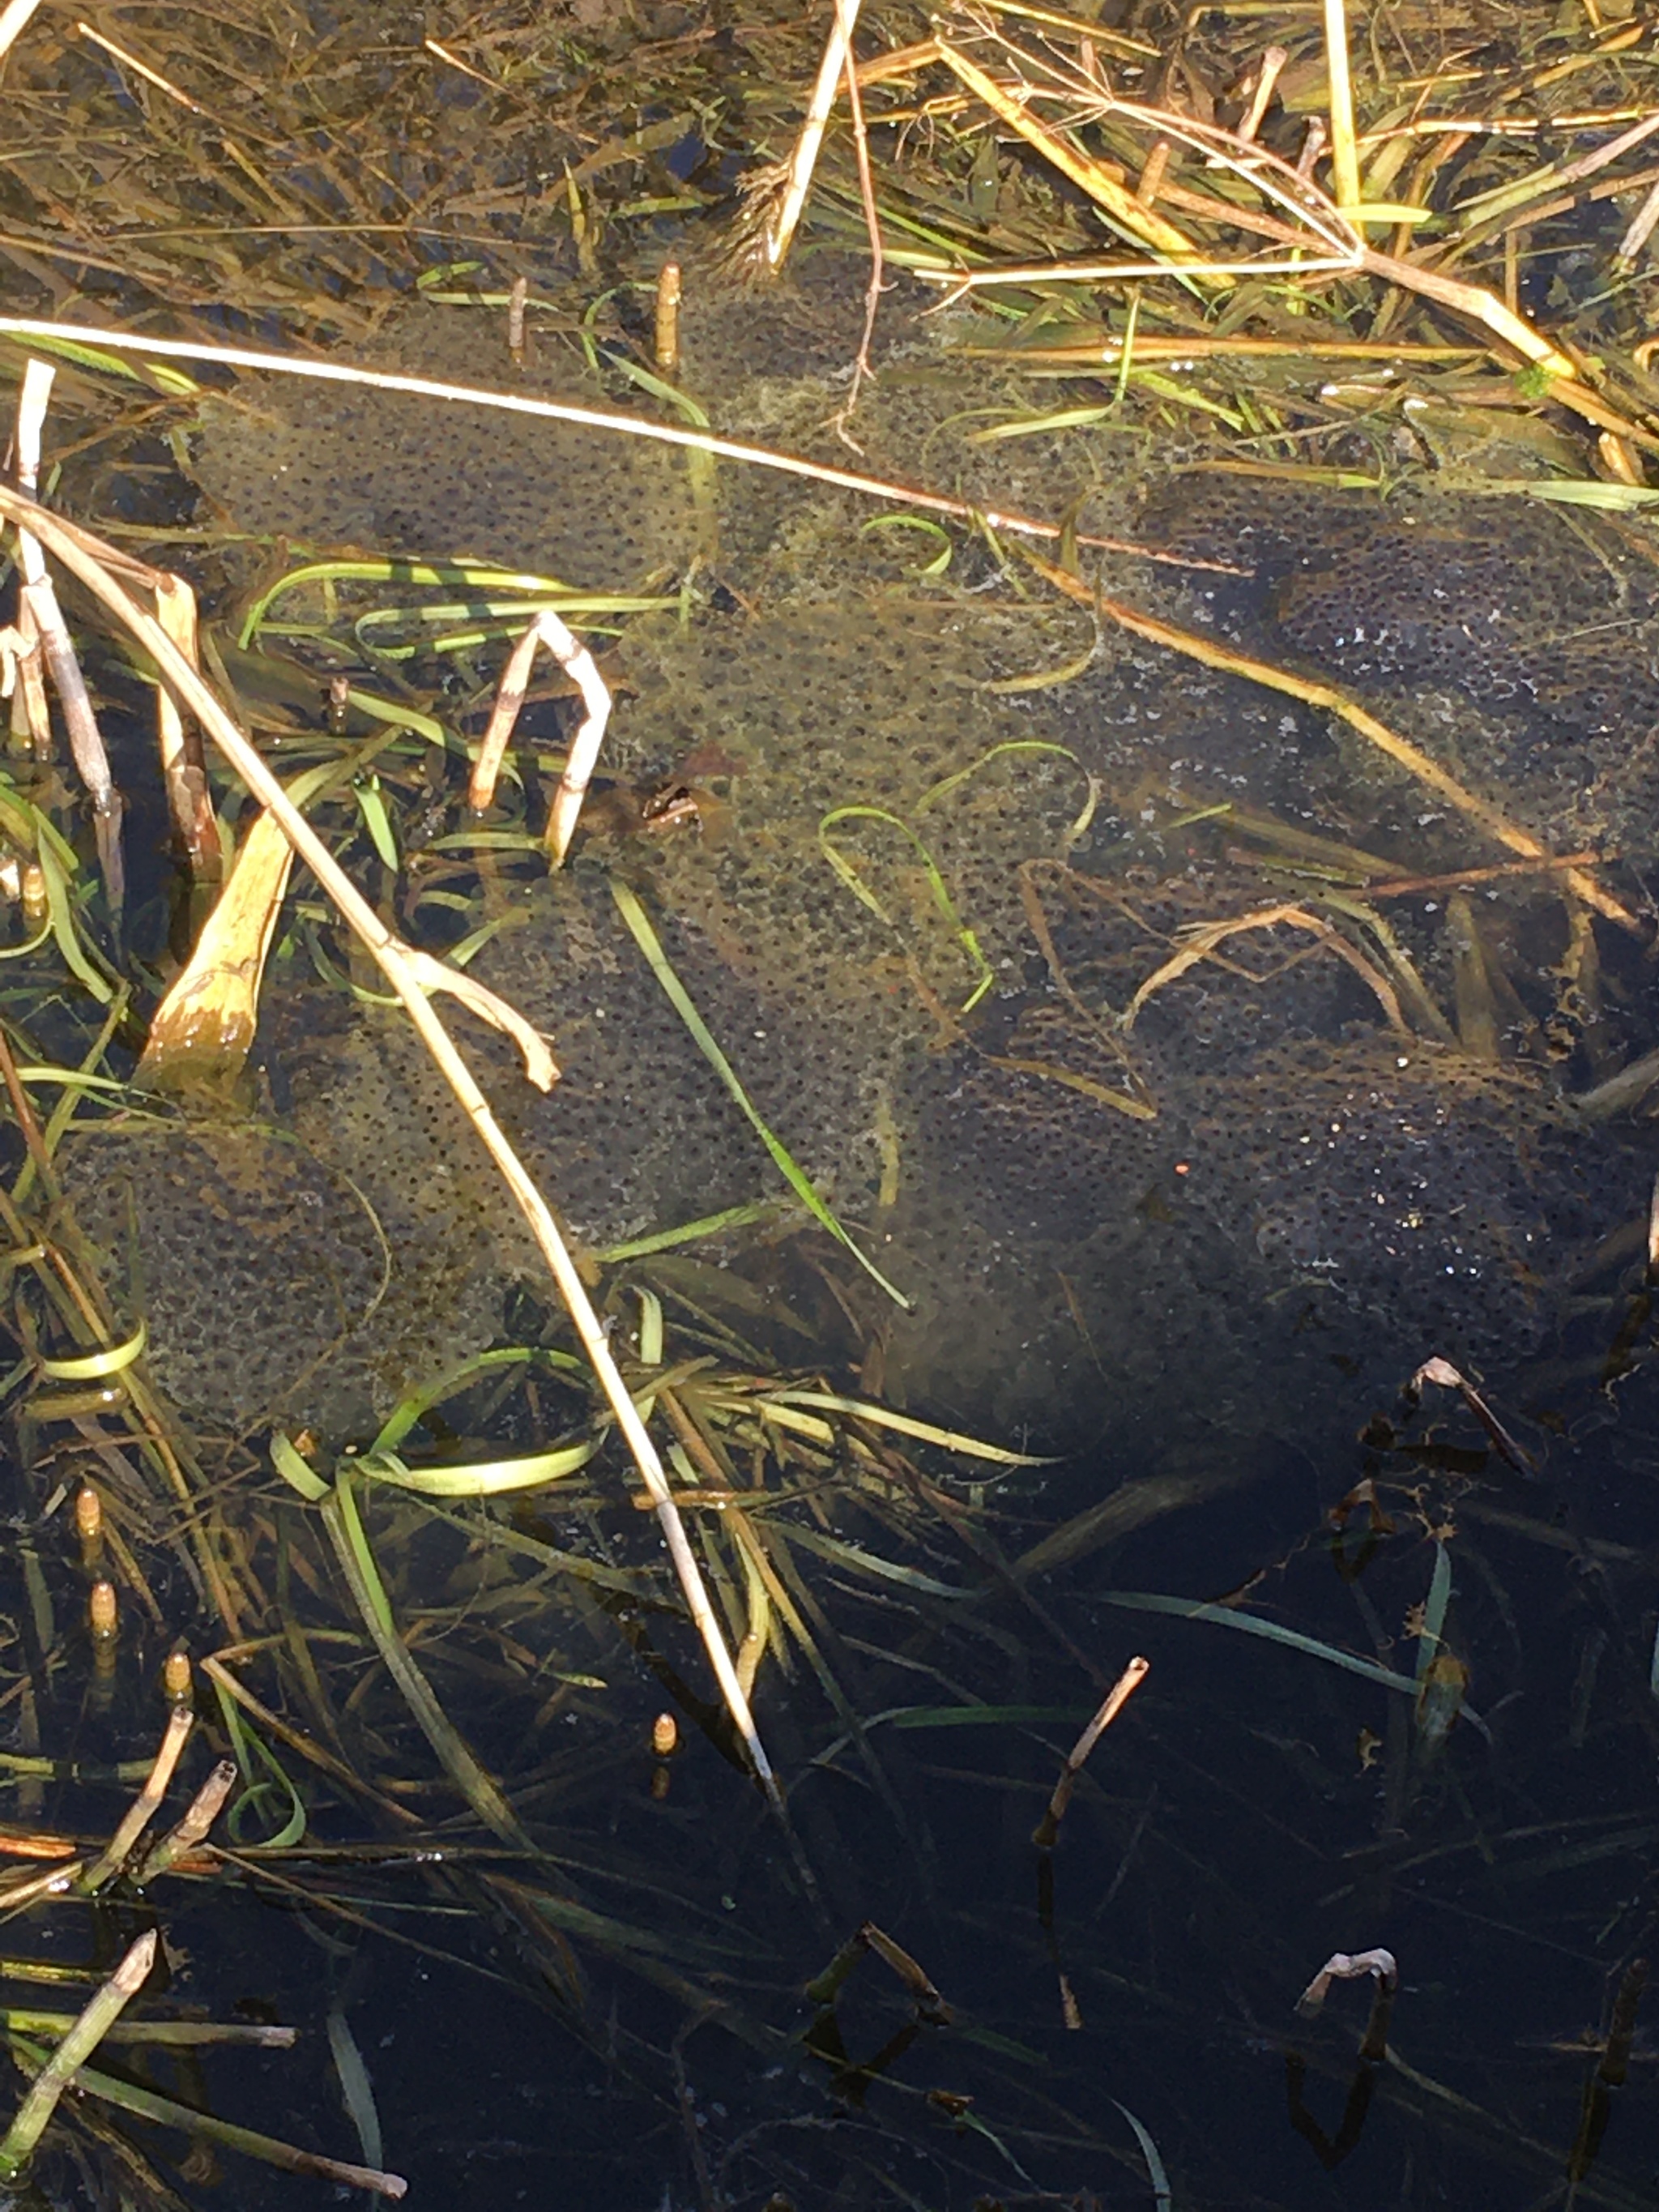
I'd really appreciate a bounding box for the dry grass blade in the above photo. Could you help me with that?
[1019,548,1640,934]
[1123,903,1407,1036]
[0,484,783,1818]
[1030,1653,1149,1849]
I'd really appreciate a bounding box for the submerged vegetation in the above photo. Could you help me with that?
[0,0,1657,2203]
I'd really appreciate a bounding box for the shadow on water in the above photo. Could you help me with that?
[3,1,1659,2206]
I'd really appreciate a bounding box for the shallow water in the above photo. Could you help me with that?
[6,6,1659,2207]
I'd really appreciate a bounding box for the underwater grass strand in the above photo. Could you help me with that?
[609,875,911,1307]
[819,805,994,1010]
[1101,1591,1420,1695]
[321,1474,535,1851]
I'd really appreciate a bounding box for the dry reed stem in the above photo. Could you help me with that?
[1322,0,1360,210]
[767,0,864,270]
[1020,549,1640,934]
[0,317,1216,570]
[13,362,124,911]
[0,485,783,1814]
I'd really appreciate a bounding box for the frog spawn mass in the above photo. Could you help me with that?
[68,263,1655,1445]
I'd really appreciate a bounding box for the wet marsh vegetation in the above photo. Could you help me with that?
[4,0,1659,2205]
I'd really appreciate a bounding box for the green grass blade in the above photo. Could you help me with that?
[785,1526,970,1599]
[321,1479,534,1850]
[595,1198,787,1262]
[357,1437,596,1497]
[3,2031,407,2198]
[270,1433,331,1502]
[818,805,994,1011]
[34,837,113,1004]
[1112,2100,1172,2210]
[762,1390,1049,1466]
[609,876,910,1308]
[1416,1540,1452,1686]
[370,1345,585,1455]
[1102,1590,1419,1695]
[352,775,399,869]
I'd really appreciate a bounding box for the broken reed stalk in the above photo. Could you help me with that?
[767,0,864,269]
[0,485,785,1820]
[1019,548,1640,934]
[12,361,124,915]
[0,318,1216,571]
[468,606,612,865]
[1032,1655,1149,1849]
[79,1703,192,1890]
[0,1928,154,2180]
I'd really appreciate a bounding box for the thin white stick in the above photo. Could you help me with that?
[540,612,612,863]
[767,0,863,269]
[0,485,782,1813]
[0,315,1213,567]
[0,0,43,65]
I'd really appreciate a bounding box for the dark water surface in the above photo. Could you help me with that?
[4,4,1659,2208]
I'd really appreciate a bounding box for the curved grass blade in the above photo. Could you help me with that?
[609,876,910,1307]
[36,1321,146,1382]
[595,1198,787,1262]
[357,1437,596,1497]
[1415,1541,1452,1685]
[238,557,574,650]
[818,804,994,1011]
[370,1344,586,1456]
[1112,2100,1172,2210]
[33,837,113,1004]
[785,1526,970,1599]
[1102,1590,1419,1694]
[271,1432,330,1502]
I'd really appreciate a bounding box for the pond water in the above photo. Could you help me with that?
[3,3,1659,2207]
